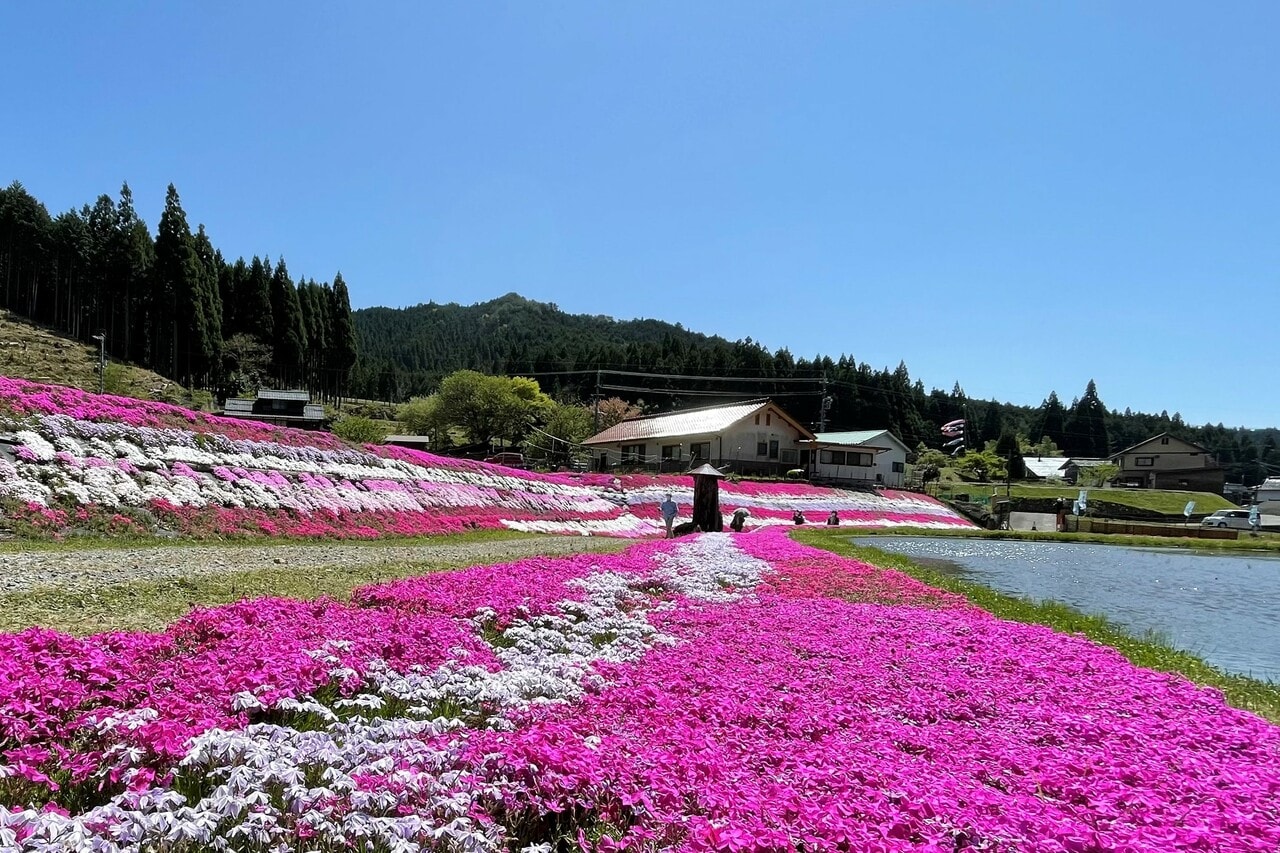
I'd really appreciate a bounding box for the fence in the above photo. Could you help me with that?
[1071,518,1238,540]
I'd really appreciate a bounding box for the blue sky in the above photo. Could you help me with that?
[4,2,1277,427]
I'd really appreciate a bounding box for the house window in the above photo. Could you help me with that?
[754,415,760,425]
[621,444,646,463]
[892,461,905,473]
[780,448,798,465]
[1135,456,1155,467]
[768,440,779,459]
[766,413,771,426]
[1160,436,1170,445]
[690,442,711,461]
[852,452,873,467]
[757,441,768,456]
[661,445,681,460]
[820,450,845,465]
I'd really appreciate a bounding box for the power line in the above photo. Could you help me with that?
[598,384,821,398]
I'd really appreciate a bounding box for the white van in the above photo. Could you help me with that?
[1200,509,1255,530]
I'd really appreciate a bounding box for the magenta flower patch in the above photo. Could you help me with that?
[1,533,1277,851]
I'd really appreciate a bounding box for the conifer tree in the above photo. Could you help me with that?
[115,185,154,364]
[327,272,358,399]
[191,226,224,380]
[299,280,330,393]
[243,256,274,342]
[1032,391,1067,448]
[1064,380,1109,458]
[268,258,307,385]
[153,184,212,384]
[219,257,245,339]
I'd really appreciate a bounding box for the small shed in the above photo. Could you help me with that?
[222,389,325,429]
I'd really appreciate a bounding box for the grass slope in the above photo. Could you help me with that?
[0,310,199,406]
[795,528,1280,723]
[935,481,1235,516]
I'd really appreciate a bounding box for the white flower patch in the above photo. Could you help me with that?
[502,515,664,537]
[0,536,775,852]
[14,430,55,461]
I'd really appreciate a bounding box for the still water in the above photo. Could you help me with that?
[855,537,1280,682]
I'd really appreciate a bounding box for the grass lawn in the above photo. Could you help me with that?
[795,528,1280,724]
[933,481,1235,516]
[0,531,631,635]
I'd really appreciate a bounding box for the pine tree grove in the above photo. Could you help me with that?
[0,180,358,400]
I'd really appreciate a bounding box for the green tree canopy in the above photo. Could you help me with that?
[432,370,553,447]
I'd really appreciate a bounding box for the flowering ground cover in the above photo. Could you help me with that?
[0,376,972,540]
[2,530,1277,851]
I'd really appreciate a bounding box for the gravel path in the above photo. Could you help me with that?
[0,536,628,596]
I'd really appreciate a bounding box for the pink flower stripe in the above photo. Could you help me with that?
[478,593,1280,851]
[0,377,347,450]
[0,375,972,540]
[354,540,682,627]
[0,533,1277,850]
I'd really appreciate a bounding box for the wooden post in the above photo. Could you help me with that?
[689,463,725,532]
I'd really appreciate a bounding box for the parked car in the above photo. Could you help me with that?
[483,452,526,469]
[1200,509,1254,530]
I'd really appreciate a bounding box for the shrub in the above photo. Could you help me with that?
[331,416,388,445]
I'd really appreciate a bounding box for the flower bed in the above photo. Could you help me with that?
[1,530,1277,851]
[0,378,973,540]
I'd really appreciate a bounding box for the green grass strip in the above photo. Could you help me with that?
[794,529,1280,724]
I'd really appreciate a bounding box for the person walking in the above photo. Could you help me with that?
[659,493,678,538]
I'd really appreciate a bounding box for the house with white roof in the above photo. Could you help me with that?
[804,429,909,488]
[1022,457,1069,481]
[581,399,815,476]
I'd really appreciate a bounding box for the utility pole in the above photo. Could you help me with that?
[91,333,106,395]
[592,369,601,434]
[817,371,829,433]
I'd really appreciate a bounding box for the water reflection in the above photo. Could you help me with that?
[855,537,1280,682]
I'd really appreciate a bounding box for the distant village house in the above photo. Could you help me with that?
[581,398,906,485]
[1108,432,1224,492]
[804,429,909,488]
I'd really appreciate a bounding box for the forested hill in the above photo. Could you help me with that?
[352,293,730,394]
[350,294,1279,485]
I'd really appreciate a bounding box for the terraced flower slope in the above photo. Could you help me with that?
[0,377,971,539]
[2,530,1277,851]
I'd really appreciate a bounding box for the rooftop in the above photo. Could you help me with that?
[584,399,813,445]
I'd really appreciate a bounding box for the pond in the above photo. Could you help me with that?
[854,536,1280,682]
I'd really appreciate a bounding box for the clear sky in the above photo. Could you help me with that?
[4,2,1277,427]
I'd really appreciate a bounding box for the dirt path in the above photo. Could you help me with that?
[0,536,625,595]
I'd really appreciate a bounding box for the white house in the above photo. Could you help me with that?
[804,429,909,488]
[1256,477,1280,511]
[582,399,815,475]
